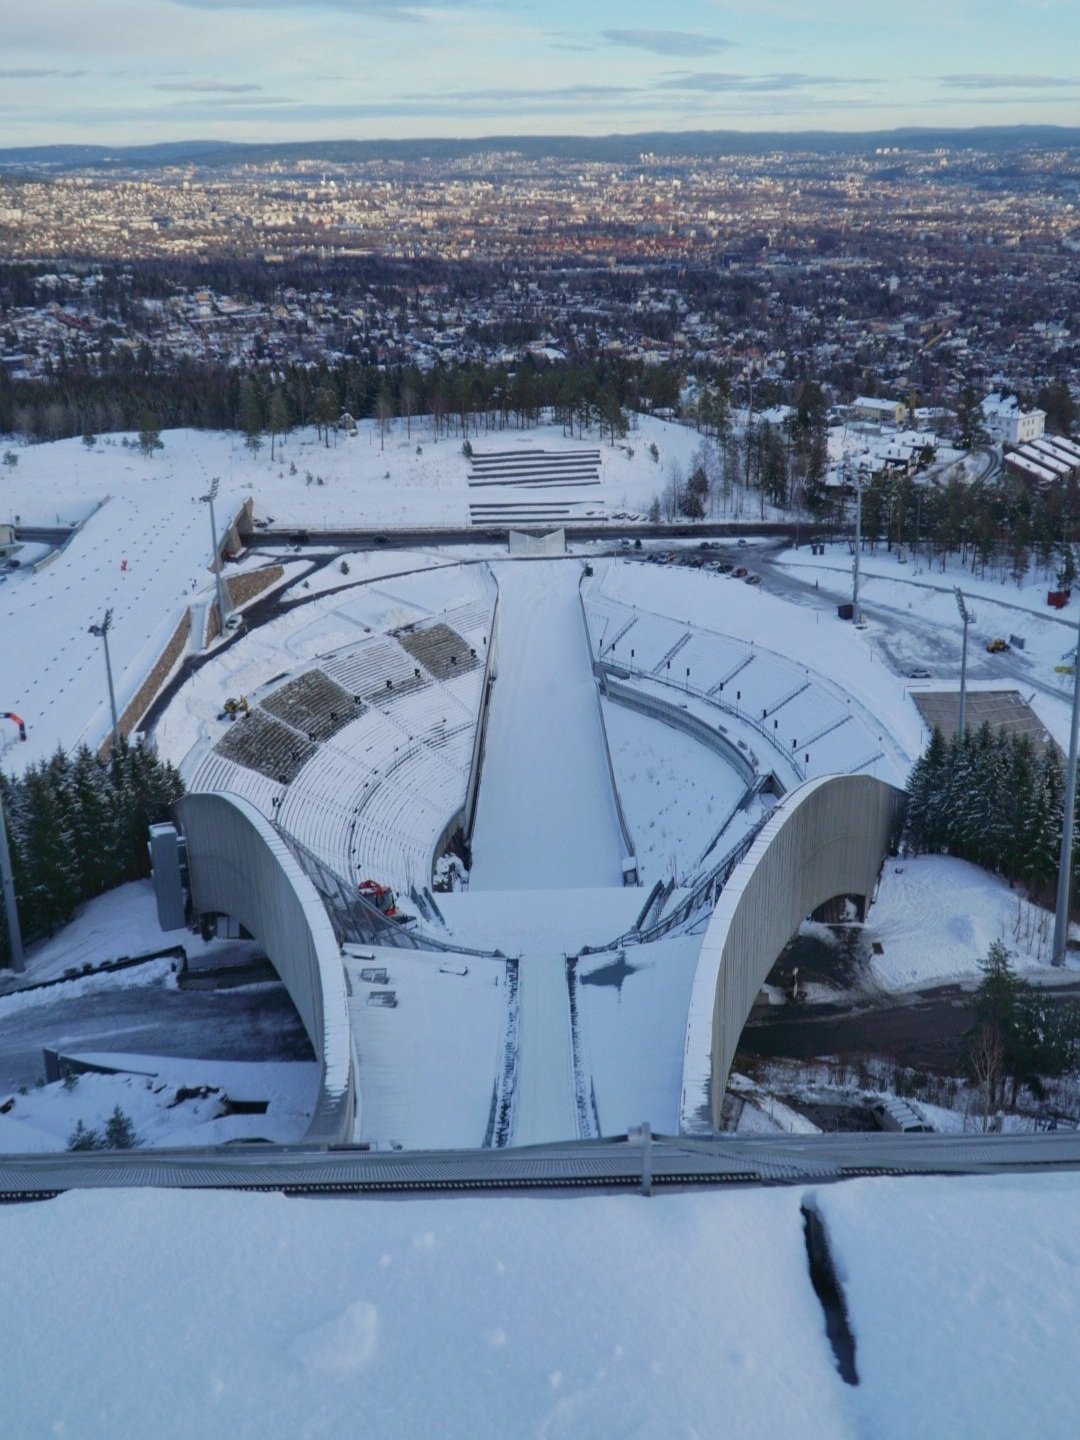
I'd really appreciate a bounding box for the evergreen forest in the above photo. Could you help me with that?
[0,740,184,966]
[905,723,1066,897]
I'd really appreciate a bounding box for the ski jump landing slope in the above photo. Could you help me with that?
[468,560,625,891]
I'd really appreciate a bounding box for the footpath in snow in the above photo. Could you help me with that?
[469,560,625,890]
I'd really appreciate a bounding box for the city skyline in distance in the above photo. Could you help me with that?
[4,0,1080,146]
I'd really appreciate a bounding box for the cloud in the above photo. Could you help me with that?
[153,80,264,93]
[659,71,852,93]
[940,72,1080,89]
[162,0,446,18]
[0,67,86,79]
[600,29,734,57]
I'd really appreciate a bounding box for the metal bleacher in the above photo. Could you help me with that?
[260,668,363,742]
[394,622,480,682]
[192,594,496,901]
[213,709,317,784]
[322,637,428,703]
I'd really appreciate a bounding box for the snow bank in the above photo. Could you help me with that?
[817,1172,1080,1440]
[0,1059,317,1153]
[0,1185,852,1440]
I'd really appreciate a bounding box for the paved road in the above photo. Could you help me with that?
[0,976,312,1092]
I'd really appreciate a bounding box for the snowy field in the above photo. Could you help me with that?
[3,1175,1080,1439]
[0,1057,318,1153]
[576,934,703,1134]
[868,854,1079,989]
[0,416,701,535]
[0,415,704,772]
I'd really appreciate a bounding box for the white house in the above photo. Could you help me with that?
[981,394,1046,446]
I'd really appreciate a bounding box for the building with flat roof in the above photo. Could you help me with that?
[850,396,907,426]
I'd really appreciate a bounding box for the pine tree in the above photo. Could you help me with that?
[21,762,78,937]
[104,1105,137,1149]
[68,1119,104,1151]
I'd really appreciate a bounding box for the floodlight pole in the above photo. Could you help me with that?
[201,477,229,638]
[853,478,863,625]
[88,608,120,752]
[1052,603,1080,966]
[954,587,972,737]
[0,787,24,971]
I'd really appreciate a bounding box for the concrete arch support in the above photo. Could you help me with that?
[680,774,906,1134]
[174,792,356,1143]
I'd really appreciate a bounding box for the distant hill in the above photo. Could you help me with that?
[1,126,1079,172]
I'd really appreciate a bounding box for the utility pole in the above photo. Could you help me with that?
[201,477,229,638]
[88,608,120,752]
[1053,601,1080,966]
[0,786,23,971]
[853,473,863,625]
[954,587,974,738]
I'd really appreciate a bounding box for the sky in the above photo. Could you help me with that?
[3,0,1079,146]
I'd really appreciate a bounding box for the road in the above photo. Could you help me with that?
[0,974,312,1092]
[754,541,1074,707]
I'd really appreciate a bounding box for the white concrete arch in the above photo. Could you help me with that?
[680,773,906,1133]
[174,791,355,1143]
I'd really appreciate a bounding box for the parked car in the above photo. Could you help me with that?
[907,667,932,679]
[733,566,748,578]
[744,573,761,586]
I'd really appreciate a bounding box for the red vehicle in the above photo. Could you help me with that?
[358,880,402,918]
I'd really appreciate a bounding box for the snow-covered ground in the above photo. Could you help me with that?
[469,561,625,891]
[576,934,702,1135]
[602,699,750,885]
[346,945,508,1151]
[816,1172,1080,1440]
[4,1175,1080,1439]
[867,854,1079,989]
[0,1057,318,1153]
[1,879,189,987]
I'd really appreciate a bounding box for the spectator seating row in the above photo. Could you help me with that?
[260,668,363,742]
[586,597,882,783]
